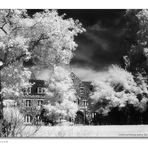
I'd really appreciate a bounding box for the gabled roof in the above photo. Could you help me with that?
[70,72,93,91]
[70,72,82,84]
[30,72,36,80]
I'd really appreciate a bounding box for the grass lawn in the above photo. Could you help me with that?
[22,125,148,137]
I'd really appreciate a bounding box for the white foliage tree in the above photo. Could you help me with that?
[90,65,148,116]
[0,9,85,130]
[2,107,24,137]
[42,66,78,124]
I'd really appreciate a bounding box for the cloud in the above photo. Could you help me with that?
[71,21,126,82]
[33,64,110,82]
[32,64,70,81]
[71,65,110,82]
[34,69,53,81]
[30,10,127,82]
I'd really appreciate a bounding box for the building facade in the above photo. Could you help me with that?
[70,72,94,124]
[18,72,94,125]
[20,79,47,125]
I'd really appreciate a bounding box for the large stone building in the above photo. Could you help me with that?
[70,72,93,124]
[20,79,47,125]
[18,72,93,125]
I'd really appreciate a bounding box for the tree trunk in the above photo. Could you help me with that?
[126,106,130,125]
[0,68,4,137]
[140,113,143,124]
[0,70,3,121]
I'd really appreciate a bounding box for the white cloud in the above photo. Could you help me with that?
[34,69,53,81]
[71,66,109,82]
[33,64,109,82]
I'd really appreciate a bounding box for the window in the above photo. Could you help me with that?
[36,115,40,121]
[91,113,95,118]
[82,100,87,107]
[75,99,80,105]
[23,89,27,95]
[79,87,85,95]
[24,87,31,95]
[35,115,41,125]
[25,100,31,107]
[37,87,45,94]
[91,112,97,118]
[28,87,31,94]
[24,115,32,123]
[36,115,41,122]
[37,100,43,106]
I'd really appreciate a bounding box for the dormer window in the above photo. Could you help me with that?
[37,87,45,94]
[24,87,31,95]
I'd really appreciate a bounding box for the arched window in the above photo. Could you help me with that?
[25,100,31,107]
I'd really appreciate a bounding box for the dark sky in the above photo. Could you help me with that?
[57,10,127,69]
[27,9,127,80]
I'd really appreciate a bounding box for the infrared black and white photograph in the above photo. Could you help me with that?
[1,8,148,138]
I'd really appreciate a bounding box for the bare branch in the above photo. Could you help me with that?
[0,10,13,35]
[0,22,7,34]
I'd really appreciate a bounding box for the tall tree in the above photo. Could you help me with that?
[123,9,148,74]
[0,9,85,131]
[41,66,78,125]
